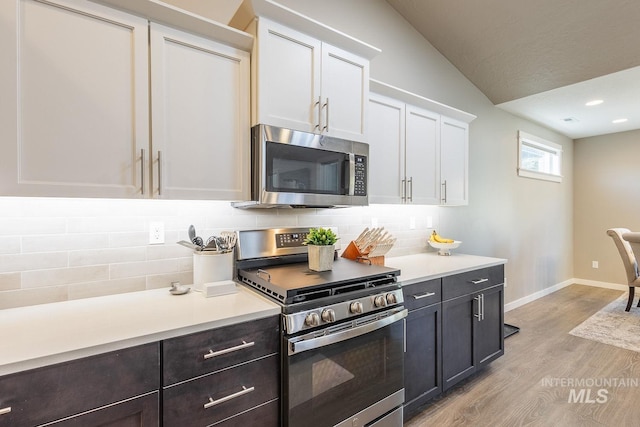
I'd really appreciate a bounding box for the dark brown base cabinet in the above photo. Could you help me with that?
[0,343,160,427]
[0,315,280,427]
[402,265,505,422]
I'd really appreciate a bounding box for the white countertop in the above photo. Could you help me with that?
[386,252,507,285]
[0,285,280,376]
[1,251,506,377]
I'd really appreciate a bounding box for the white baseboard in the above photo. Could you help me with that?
[504,278,627,313]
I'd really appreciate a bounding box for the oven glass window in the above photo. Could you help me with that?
[285,320,404,427]
[266,142,348,195]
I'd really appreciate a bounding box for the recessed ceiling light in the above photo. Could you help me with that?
[612,118,628,124]
[585,99,603,106]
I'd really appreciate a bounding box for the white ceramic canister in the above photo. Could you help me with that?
[193,251,234,290]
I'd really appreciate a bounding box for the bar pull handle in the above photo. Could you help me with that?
[481,293,485,321]
[157,150,162,196]
[441,180,447,204]
[140,148,145,195]
[407,177,413,202]
[323,98,329,132]
[412,292,436,300]
[204,386,254,409]
[401,178,407,202]
[257,269,271,282]
[0,407,11,416]
[204,341,255,359]
[474,295,482,320]
[315,96,322,130]
[471,278,489,285]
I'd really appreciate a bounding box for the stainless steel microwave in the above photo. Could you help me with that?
[232,124,368,209]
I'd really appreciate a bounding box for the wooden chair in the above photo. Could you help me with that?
[606,228,640,311]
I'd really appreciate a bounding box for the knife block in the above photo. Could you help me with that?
[341,241,385,266]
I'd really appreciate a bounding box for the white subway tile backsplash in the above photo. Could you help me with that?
[0,197,438,309]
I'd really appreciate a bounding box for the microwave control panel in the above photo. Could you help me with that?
[354,155,367,196]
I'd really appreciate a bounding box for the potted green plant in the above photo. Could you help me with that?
[303,227,338,271]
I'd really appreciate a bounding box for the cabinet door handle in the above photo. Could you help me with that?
[471,278,489,285]
[315,96,322,130]
[401,178,407,202]
[204,386,254,409]
[412,292,436,300]
[481,293,485,321]
[323,98,329,132]
[157,150,162,196]
[407,176,413,202]
[403,318,407,353]
[0,407,11,416]
[203,340,255,359]
[140,148,146,195]
[441,180,447,204]
[474,295,482,320]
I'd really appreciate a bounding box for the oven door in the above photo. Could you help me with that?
[284,308,407,427]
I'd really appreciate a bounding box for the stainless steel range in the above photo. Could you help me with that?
[235,228,407,427]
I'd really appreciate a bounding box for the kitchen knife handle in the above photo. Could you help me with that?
[204,340,255,359]
[204,386,254,409]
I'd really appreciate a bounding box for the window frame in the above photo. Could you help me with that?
[517,131,563,183]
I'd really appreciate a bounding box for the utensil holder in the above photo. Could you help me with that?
[341,241,385,266]
[193,251,234,290]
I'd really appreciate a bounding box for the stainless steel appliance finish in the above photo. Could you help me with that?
[232,124,369,209]
[235,228,406,427]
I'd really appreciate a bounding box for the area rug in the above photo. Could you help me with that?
[569,294,640,353]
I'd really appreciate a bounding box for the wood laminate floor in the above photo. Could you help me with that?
[404,284,640,427]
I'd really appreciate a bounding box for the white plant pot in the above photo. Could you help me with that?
[308,245,335,272]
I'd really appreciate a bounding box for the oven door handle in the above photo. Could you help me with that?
[287,308,408,356]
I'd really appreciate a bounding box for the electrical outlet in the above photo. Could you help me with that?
[592,261,599,269]
[409,217,416,229]
[149,221,165,244]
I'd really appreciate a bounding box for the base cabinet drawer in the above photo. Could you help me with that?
[163,315,280,386]
[0,343,159,427]
[214,399,279,427]
[162,354,279,427]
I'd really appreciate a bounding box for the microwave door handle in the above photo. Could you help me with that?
[347,153,356,195]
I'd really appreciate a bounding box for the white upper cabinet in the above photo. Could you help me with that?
[368,80,475,206]
[0,0,149,198]
[0,0,251,200]
[253,18,370,141]
[232,0,379,142]
[150,23,250,200]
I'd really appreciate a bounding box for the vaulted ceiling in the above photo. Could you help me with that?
[385,0,640,139]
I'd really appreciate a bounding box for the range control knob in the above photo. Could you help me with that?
[349,301,364,314]
[385,293,398,305]
[374,295,387,308]
[304,312,321,327]
[321,308,336,323]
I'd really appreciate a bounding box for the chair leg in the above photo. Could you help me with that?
[626,287,635,311]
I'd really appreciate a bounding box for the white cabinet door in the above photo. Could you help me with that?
[406,105,441,204]
[150,23,250,200]
[254,18,368,141]
[367,94,405,204]
[255,18,321,133]
[440,117,469,205]
[321,44,368,141]
[0,0,149,198]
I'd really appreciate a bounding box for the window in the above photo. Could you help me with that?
[517,131,562,182]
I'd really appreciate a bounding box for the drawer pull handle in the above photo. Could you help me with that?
[471,278,489,285]
[204,340,255,359]
[0,407,11,415]
[204,386,254,409]
[413,292,436,300]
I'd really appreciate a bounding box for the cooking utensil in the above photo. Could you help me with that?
[177,240,202,251]
[188,225,196,243]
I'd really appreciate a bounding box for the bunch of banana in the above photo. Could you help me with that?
[430,230,454,244]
